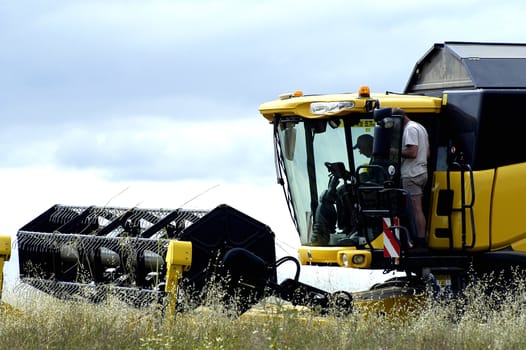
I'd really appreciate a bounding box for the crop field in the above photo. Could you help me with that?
[1,273,526,350]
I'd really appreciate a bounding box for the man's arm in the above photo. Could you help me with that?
[402,144,418,159]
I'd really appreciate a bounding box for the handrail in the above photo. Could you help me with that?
[446,162,476,249]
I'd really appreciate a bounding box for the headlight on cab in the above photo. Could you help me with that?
[337,250,372,268]
[310,101,355,115]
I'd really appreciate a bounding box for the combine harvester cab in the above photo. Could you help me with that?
[259,41,526,302]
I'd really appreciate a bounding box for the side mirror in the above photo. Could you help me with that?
[283,125,296,161]
[373,107,393,122]
[365,99,380,112]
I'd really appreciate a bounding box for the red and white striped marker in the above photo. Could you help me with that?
[383,217,400,258]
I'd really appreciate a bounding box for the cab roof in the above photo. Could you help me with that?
[259,92,441,122]
[405,41,526,94]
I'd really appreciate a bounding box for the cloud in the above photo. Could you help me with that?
[1,113,275,183]
[2,0,526,182]
[2,0,526,195]
[54,117,275,182]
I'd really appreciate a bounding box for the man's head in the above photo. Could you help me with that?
[353,134,374,158]
[392,107,410,125]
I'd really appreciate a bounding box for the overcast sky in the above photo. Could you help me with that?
[2,0,526,291]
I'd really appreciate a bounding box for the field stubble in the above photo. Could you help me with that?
[1,273,526,350]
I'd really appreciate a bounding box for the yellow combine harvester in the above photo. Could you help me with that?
[6,42,526,317]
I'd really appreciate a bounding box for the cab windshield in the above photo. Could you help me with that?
[276,117,375,245]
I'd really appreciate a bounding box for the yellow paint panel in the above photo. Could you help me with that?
[511,236,526,252]
[298,246,354,265]
[297,232,384,266]
[491,163,526,250]
[428,170,493,250]
[0,235,10,257]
